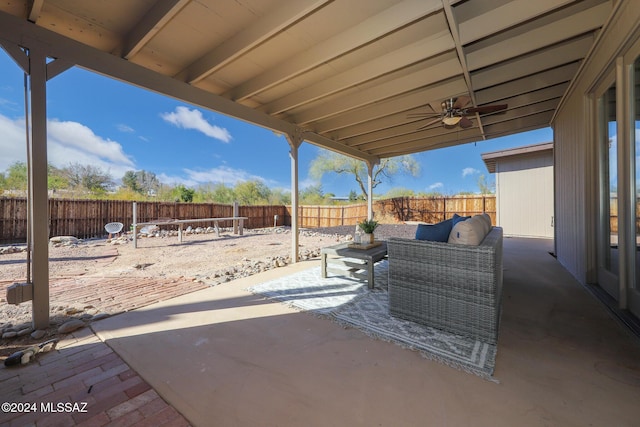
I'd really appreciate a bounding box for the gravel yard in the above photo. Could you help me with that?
[0,224,417,360]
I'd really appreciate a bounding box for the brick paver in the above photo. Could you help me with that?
[0,273,201,426]
[0,324,191,426]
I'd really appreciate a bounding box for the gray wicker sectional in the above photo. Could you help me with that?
[387,226,503,344]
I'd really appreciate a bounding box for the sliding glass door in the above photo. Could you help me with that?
[597,80,619,299]
[597,40,640,318]
[629,51,640,316]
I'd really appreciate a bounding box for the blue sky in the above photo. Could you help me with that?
[0,49,552,196]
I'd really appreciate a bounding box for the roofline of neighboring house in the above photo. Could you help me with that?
[481,141,553,173]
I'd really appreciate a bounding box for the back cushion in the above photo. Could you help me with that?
[448,216,487,245]
[473,214,490,235]
[481,213,492,229]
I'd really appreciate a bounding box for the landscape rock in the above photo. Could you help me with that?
[17,327,32,337]
[0,246,27,255]
[57,319,85,334]
[31,330,47,340]
[91,313,110,321]
[49,236,79,244]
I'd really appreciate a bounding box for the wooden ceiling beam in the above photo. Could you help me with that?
[458,0,574,45]
[292,57,461,125]
[311,78,467,134]
[121,0,190,59]
[175,0,330,84]
[0,10,378,164]
[471,35,595,91]
[260,31,454,115]
[466,2,611,72]
[27,0,44,23]
[226,0,442,102]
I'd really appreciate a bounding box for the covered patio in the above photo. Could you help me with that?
[1,0,640,425]
[2,237,639,425]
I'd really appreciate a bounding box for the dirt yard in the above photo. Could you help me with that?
[0,224,416,361]
[0,226,352,359]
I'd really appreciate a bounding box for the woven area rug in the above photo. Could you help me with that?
[248,260,497,381]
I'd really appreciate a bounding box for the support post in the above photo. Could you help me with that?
[133,202,138,248]
[233,201,239,234]
[1,42,75,328]
[29,47,49,330]
[366,160,377,220]
[286,130,304,263]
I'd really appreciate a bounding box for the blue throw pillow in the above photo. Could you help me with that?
[452,213,470,226]
[415,218,453,242]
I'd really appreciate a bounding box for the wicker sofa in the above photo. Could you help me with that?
[387,226,503,344]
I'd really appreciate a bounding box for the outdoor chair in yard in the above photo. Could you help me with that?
[105,222,124,238]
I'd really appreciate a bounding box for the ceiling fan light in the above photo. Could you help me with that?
[442,116,461,126]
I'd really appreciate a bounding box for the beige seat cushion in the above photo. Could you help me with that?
[448,215,487,245]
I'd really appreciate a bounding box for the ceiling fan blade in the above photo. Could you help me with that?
[407,112,441,118]
[417,117,442,130]
[466,104,508,114]
[453,95,471,109]
[459,116,473,129]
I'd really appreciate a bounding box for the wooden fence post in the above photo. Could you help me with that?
[133,202,138,249]
[442,197,446,221]
[233,201,239,233]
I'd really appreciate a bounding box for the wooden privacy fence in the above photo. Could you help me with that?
[0,197,289,244]
[0,195,496,244]
[288,195,496,228]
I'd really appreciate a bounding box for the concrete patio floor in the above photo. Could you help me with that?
[3,237,640,426]
[92,237,640,426]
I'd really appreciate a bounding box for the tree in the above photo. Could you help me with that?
[63,163,114,195]
[122,170,160,195]
[384,187,416,198]
[193,183,233,203]
[121,171,139,193]
[172,184,194,202]
[309,151,420,199]
[299,184,325,205]
[234,180,271,205]
[5,162,28,191]
[267,188,291,205]
[477,174,495,194]
[47,164,69,191]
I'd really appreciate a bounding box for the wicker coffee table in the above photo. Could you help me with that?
[320,241,388,289]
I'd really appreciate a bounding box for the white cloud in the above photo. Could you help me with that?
[161,106,232,143]
[300,177,320,189]
[184,166,265,185]
[0,97,17,108]
[158,166,268,187]
[0,113,135,178]
[0,114,27,170]
[117,124,135,133]
[462,167,480,177]
[156,173,198,187]
[48,120,134,165]
[428,182,443,190]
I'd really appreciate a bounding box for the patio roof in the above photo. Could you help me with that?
[0,0,613,162]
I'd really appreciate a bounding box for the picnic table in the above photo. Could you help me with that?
[132,217,248,248]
